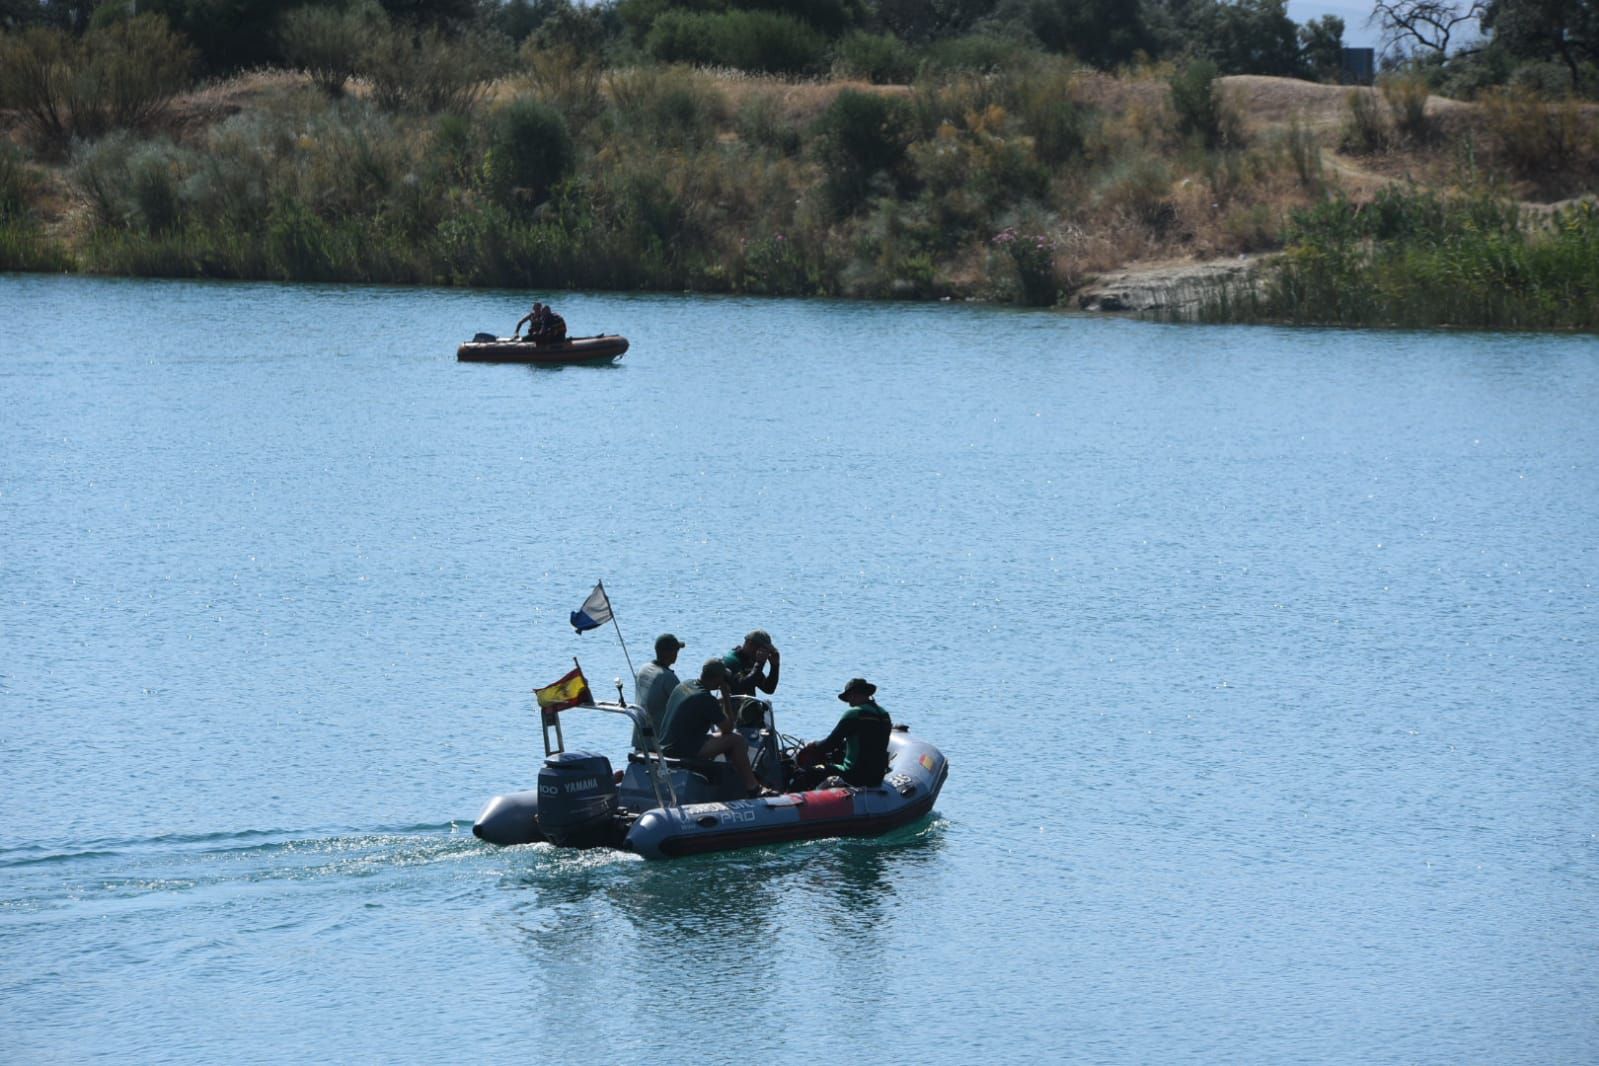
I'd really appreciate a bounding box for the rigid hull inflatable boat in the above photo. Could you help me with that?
[472,699,948,860]
[456,334,629,364]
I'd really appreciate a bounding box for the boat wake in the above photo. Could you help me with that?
[0,823,484,918]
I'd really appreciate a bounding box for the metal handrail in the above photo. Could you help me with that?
[542,700,679,810]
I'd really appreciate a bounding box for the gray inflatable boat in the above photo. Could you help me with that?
[473,699,948,860]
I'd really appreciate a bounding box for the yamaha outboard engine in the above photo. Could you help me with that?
[536,751,621,848]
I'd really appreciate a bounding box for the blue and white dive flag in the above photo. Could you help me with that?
[570,583,613,633]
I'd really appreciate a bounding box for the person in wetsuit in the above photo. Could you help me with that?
[792,677,893,790]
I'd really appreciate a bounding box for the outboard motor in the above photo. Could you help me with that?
[536,751,621,848]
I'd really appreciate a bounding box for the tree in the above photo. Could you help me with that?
[1187,0,1300,75]
[1298,13,1344,79]
[1027,0,1155,68]
[1372,0,1487,58]
[1483,0,1599,89]
[871,0,998,42]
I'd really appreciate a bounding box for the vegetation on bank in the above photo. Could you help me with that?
[1196,191,1599,329]
[2,0,1598,329]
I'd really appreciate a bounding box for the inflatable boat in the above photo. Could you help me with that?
[456,334,629,364]
[472,698,948,859]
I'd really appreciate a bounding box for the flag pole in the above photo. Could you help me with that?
[598,580,638,687]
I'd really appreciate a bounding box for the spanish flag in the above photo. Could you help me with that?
[535,665,593,716]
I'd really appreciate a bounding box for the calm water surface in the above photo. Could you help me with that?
[2,275,1596,1063]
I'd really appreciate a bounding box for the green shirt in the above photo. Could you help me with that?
[657,680,725,757]
[820,700,892,786]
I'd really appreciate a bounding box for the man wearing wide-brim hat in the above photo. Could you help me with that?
[792,678,893,790]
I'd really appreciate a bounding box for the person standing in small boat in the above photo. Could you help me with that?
[722,629,780,698]
[515,301,544,340]
[658,658,775,797]
[792,678,893,790]
[631,633,685,750]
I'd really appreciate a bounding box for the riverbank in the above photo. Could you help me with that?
[3,65,1597,329]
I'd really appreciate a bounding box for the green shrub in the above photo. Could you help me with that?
[644,10,826,75]
[1170,59,1235,149]
[279,3,379,97]
[521,42,605,131]
[484,97,575,208]
[920,35,1024,74]
[360,23,514,112]
[130,147,183,235]
[1008,57,1093,166]
[1479,87,1598,191]
[1282,114,1322,188]
[736,93,802,155]
[0,15,195,150]
[0,142,35,223]
[814,89,911,215]
[834,32,916,85]
[1340,88,1388,153]
[1380,74,1430,144]
[991,226,1059,306]
[605,65,728,149]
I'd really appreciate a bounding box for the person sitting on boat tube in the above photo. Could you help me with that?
[658,659,777,797]
[791,678,893,791]
[722,629,780,698]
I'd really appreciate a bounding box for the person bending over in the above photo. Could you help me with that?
[658,658,775,798]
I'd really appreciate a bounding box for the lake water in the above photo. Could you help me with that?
[2,274,1596,1063]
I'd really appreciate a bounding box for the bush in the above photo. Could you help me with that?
[814,89,911,215]
[360,23,514,112]
[279,4,379,97]
[130,146,183,235]
[991,226,1059,306]
[0,15,195,150]
[1169,59,1237,149]
[834,31,916,85]
[1380,74,1430,144]
[644,10,826,75]
[484,97,575,208]
[1281,114,1322,188]
[736,92,802,155]
[1479,86,1598,190]
[605,65,728,149]
[521,41,604,131]
[1340,88,1387,153]
[1007,56,1093,165]
[0,142,37,223]
[920,34,1025,74]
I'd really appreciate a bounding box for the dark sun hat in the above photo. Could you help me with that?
[837,678,876,701]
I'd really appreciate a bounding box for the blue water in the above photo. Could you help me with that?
[2,274,1596,1063]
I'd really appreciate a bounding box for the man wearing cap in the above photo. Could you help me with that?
[722,629,780,698]
[658,659,774,798]
[631,633,685,751]
[792,678,893,790]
